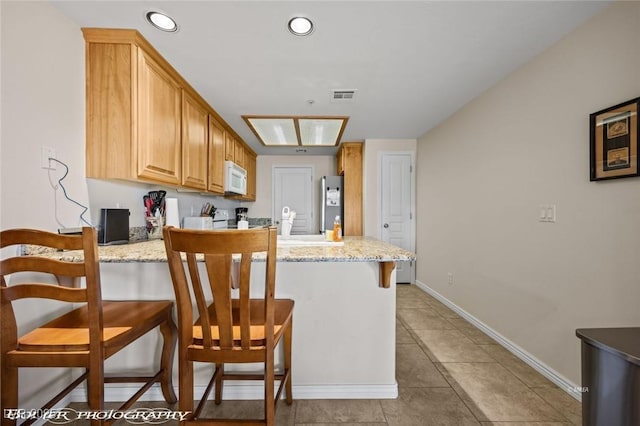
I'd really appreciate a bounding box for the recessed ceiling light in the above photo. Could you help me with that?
[146,11,178,32]
[288,17,314,36]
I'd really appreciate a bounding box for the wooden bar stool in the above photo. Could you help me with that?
[0,227,177,426]
[162,226,294,425]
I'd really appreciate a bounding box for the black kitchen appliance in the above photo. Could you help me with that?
[320,176,344,234]
[235,207,248,223]
[98,208,129,245]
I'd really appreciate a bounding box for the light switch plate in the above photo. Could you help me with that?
[539,204,556,222]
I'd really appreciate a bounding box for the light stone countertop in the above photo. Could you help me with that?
[24,237,416,263]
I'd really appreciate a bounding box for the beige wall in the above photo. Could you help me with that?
[247,155,336,231]
[0,0,87,408]
[1,1,87,232]
[416,1,640,386]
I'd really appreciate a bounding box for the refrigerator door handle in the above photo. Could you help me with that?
[320,176,326,233]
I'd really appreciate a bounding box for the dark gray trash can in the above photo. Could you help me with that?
[576,328,640,426]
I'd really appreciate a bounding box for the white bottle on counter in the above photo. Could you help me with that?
[165,198,180,228]
[281,206,292,236]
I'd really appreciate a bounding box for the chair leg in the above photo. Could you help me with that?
[178,346,194,417]
[1,363,18,426]
[284,321,293,405]
[159,314,178,404]
[214,363,224,404]
[264,351,275,426]
[87,359,104,426]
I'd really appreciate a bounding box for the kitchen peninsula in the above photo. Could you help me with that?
[26,236,415,401]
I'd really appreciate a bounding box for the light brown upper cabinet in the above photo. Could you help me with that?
[244,150,257,201]
[336,142,363,236]
[83,28,256,194]
[137,50,183,184]
[181,91,209,190]
[234,138,245,169]
[208,116,225,194]
[85,29,182,185]
[225,133,235,162]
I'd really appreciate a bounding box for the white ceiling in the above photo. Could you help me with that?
[51,0,610,155]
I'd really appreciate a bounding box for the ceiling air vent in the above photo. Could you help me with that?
[331,89,356,102]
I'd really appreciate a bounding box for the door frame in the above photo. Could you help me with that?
[378,151,416,283]
[271,165,315,234]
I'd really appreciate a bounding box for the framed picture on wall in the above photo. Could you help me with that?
[590,97,640,181]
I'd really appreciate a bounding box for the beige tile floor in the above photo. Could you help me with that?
[60,284,581,425]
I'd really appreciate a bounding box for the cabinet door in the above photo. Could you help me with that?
[225,133,235,162]
[245,151,257,201]
[337,145,345,175]
[208,116,225,194]
[181,91,208,190]
[337,142,363,236]
[234,139,245,168]
[85,42,134,180]
[137,50,182,185]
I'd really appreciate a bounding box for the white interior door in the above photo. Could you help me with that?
[380,153,415,283]
[273,166,314,235]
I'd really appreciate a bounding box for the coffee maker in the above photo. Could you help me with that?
[235,207,248,223]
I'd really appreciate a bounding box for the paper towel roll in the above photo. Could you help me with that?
[165,198,180,228]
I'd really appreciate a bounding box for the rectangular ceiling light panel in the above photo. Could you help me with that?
[245,118,298,146]
[243,116,348,147]
[299,118,346,146]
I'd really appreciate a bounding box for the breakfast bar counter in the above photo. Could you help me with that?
[29,236,414,263]
[24,236,415,401]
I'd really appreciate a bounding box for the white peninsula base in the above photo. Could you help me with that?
[90,260,398,402]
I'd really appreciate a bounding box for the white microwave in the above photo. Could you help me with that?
[224,161,247,195]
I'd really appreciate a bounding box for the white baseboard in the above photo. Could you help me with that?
[414,280,582,402]
[292,384,398,399]
[69,382,398,403]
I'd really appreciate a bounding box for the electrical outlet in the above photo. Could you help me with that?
[41,146,56,170]
[448,272,454,285]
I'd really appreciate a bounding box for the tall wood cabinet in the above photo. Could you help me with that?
[83,28,257,197]
[337,142,363,236]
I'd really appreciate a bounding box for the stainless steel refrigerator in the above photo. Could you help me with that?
[320,176,344,234]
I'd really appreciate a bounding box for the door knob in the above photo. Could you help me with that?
[383,223,389,228]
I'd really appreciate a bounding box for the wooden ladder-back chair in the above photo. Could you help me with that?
[162,226,294,425]
[0,227,177,426]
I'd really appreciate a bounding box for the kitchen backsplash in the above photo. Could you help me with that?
[229,217,273,227]
[87,179,243,228]
[130,217,273,242]
[130,226,148,242]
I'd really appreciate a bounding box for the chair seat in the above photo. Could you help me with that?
[193,299,294,347]
[18,300,174,352]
